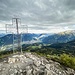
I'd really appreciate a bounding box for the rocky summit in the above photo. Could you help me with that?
[0,52,75,75]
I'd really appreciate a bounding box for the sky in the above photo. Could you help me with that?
[0,0,75,33]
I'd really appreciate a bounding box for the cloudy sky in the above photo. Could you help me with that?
[0,0,75,33]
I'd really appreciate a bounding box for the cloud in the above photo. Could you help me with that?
[0,0,75,33]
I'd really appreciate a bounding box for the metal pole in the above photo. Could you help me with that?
[21,33,22,53]
[12,18,21,52]
[16,18,19,35]
[13,33,14,54]
[15,18,20,50]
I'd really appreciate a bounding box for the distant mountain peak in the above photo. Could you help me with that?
[58,30,75,35]
[43,30,75,44]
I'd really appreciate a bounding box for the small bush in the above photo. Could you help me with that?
[59,53,75,69]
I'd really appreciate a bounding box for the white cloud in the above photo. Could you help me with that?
[34,0,47,10]
[0,0,75,33]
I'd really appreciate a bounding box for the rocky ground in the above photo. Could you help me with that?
[0,52,75,75]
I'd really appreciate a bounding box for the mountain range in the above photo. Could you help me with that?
[42,30,75,44]
[0,33,50,46]
[0,30,75,46]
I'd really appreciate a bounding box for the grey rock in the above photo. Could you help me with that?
[0,52,75,75]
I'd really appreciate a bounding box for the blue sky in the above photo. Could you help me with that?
[0,0,75,33]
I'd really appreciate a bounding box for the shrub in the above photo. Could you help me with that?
[59,53,75,69]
